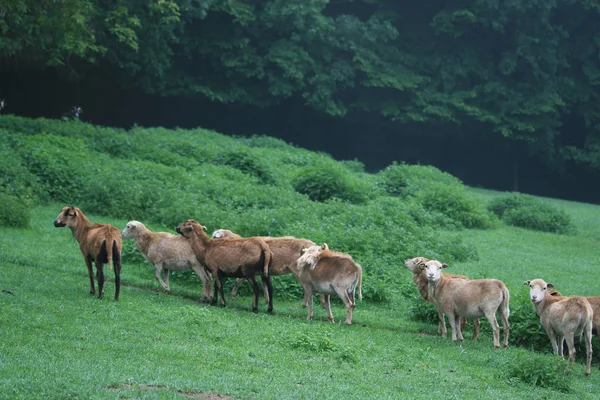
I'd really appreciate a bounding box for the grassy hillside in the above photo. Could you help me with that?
[1,116,599,399]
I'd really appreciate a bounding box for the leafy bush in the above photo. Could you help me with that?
[488,193,575,234]
[377,162,462,197]
[292,161,370,203]
[218,149,275,185]
[505,350,571,392]
[0,193,31,228]
[417,184,496,229]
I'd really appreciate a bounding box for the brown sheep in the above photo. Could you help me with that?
[176,220,273,313]
[54,206,123,300]
[211,228,315,305]
[526,279,593,375]
[422,260,509,348]
[122,221,213,302]
[404,257,480,340]
[296,243,363,325]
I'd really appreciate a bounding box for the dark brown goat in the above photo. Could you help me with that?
[54,206,123,300]
[176,220,273,313]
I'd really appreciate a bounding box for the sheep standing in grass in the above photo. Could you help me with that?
[122,221,213,302]
[296,243,362,325]
[404,257,480,340]
[528,279,593,375]
[422,260,509,348]
[54,206,123,300]
[212,228,315,305]
[176,220,274,313]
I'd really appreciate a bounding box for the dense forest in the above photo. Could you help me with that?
[2,1,600,202]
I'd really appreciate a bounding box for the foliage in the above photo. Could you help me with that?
[488,193,575,234]
[0,193,30,228]
[505,350,572,392]
[291,160,371,203]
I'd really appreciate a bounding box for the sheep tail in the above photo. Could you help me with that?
[260,241,272,277]
[501,283,510,318]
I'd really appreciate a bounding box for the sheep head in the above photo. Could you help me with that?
[54,206,81,228]
[176,220,207,238]
[212,229,241,239]
[421,260,448,282]
[122,221,145,240]
[525,279,554,303]
[404,257,429,274]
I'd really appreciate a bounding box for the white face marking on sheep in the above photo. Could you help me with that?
[528,279,550,303]
[121,221,142,239]
[423,260,446,282]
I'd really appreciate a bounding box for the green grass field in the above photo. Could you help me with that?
[1,200,599,400]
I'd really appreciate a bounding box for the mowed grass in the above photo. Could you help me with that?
[1,202,600,399]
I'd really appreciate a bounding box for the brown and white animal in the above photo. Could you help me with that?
[212,228,315,304]
[422,260,509,348]
[551,289,600,349]
[296,243,362,325]
[528,280,593,375]
[122,221,213,302]
[404,257,480,340]
[176,220,273,313]
[54,206,123,300]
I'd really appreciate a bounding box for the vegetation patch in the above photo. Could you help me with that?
[487,192,575,234]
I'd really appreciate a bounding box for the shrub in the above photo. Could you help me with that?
[0,193,31,228]
[505,350,571,392]
[218,149,275,185]
[292,161,370,204]
[377,162,462,197]
[488,193,575,234]
[417,184,496,229]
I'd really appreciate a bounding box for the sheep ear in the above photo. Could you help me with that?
[418,263,426,270]
[213,232,222,238]
[202,225,207,231]
[524,280,531,286]
[441,263,448,269]
[547,283,554,288]
[321,243,329,250]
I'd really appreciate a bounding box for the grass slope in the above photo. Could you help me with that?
[1,203,599,399]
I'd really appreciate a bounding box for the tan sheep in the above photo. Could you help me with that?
[404,257,480,340]
[211,228,315,304]
[529,280,593,375]
[176,220,273,313]
[121,221,213,302]
[422,260,509,348]
[296,243,363,325]
[54,206,123,300]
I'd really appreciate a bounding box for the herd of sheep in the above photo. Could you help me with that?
[53,206,598,376]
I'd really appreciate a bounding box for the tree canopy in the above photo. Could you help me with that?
[2,0,600,170]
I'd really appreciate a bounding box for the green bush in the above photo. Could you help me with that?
[417,184,496,229]
[292,161,370,204]
[377,162,462,197]
[218,149,275,185]
[0,193,31,228]
[488,193,575,234]
[506,350,571,392]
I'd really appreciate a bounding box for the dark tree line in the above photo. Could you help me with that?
[2,0,600,192]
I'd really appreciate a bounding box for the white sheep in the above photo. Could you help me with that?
[526,279,593,375]
[122,221,213,302]
[422,260,509,348]
[404,257,480,340]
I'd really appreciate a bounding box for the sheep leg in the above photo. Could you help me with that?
[472,318,480,341]
[321,295,334,323]
[155,264,170,292]
[564,335,576,371]
[303,284,314,321]
[547,327,559,355]
[437,308,447,337]
[336,287,355,325]
[497,307,509,348]
[230,278,244,299]
[248,276,260,313]
[163,268,170,292]
[95,263,105,299]
[584,324,592,376]
[261,275,273,313]
[484,313,500,349]
[454,314,465,342]
[261,279,270,305]
[447,311,459,342]
[85,258,95,296]
[113,244,121,301]
[558,335,565,358]
[191,265,212,303]
[214,271,226,307]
